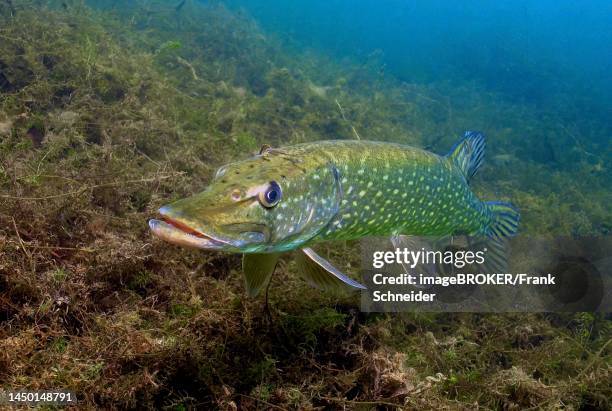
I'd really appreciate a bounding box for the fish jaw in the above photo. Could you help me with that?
[148,218,230,250]
[149,204,271,252]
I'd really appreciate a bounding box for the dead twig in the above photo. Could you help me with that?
[335,99,361,140]
[177,56,199,80]
[322,396,403,409]
[11,216,35,273]
[237,394,288,410]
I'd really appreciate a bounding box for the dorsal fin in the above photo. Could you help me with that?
[259,144,272,155]
[446,131,485,180]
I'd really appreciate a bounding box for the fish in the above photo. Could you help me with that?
[149,131,519,297]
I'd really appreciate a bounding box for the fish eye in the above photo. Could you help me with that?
[258,181,282,208]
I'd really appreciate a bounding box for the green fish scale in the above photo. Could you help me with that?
[276,140,487,242]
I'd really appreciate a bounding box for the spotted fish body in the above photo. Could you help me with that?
[281,140,486,243]
[149,132,519,295]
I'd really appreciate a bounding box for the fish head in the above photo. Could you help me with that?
[149,151,342,253]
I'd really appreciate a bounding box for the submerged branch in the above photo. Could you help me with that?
[177,56,199,80]
[335,98,361,140]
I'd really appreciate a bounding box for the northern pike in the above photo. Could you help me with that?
[149,132,519,296]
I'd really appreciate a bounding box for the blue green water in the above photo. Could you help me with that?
[224,0,611,140]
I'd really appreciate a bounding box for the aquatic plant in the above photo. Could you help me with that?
[0,1,609,409]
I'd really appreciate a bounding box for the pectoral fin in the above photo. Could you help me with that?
[242,253,281,297]
[295,247,367,291]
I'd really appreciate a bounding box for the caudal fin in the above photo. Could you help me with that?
[478,202,520,272]
[485,201,520,239]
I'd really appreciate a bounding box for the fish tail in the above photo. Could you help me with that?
[484,201,520,239]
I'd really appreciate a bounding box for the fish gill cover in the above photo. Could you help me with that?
[0,0,610,409]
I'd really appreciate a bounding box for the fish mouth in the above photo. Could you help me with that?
[159,216,208,239]
[148,215,231,250]
[149,206,270,251]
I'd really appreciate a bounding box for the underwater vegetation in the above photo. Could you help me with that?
[0,0,610,409]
